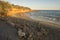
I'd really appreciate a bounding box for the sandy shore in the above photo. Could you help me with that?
[17,16,60,28]
[39,21,60,28]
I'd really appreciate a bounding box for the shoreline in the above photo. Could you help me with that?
[0,16,60,40]
[20,16,60,28]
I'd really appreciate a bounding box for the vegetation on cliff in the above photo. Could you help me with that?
[0,0,31,17]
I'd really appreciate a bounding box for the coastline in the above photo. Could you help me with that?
[30,18,60,28]
[0,15,60,40]
[18,14,60,28]
[7,9,60,29]
[0,0,60,40]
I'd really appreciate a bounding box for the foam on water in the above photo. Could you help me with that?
[26,10,60,25]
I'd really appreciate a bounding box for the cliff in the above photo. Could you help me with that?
[0,1,32,17]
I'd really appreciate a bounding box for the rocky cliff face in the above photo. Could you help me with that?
[7,8,32,17]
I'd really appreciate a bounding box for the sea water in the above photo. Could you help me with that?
[26,10,60,25]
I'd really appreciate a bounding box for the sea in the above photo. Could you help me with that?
[26,10,60,25]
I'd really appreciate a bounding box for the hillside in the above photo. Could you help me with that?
[0,1,32,17]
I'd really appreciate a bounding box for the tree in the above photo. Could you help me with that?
[0,1,12,17]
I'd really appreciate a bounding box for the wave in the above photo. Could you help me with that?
[25,10,60,25]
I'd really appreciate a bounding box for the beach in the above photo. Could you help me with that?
[0,16,60,40]
[0,0,60,40]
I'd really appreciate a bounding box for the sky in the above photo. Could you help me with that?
[4,0,60,10]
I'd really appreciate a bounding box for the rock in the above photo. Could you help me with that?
[18,29,25,37]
